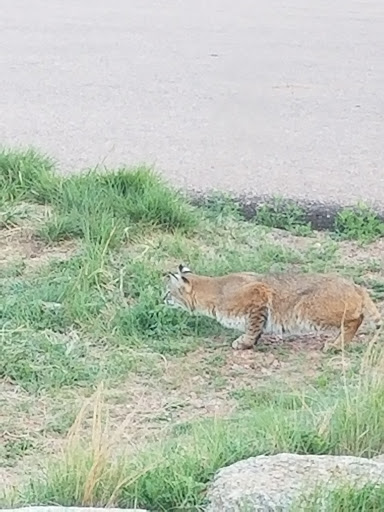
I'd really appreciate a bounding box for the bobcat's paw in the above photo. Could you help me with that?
[232,335,254,350]
[322,340,342,353]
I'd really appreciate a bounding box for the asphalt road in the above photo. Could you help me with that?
[1,0,384,206]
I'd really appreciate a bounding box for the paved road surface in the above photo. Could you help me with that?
[1,0,384,205]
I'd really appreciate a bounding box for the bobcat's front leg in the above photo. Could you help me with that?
[232,305,268,350]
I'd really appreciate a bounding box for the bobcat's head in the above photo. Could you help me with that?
[163,264,194,311]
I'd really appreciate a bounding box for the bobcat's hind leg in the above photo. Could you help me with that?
[323,314,364,352]
[232,305,268,350]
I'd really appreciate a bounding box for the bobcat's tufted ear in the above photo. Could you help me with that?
[177,264,191,285]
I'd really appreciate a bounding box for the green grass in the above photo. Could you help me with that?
[203,193,313,235]
[202,192,244,221]
[0,330,140,393]
[294,483,384,511]
[0,148,56,205]
[231,387,316,411]
[0,147,197,246]
[255,197,312,235]
[38,168,198,245]
[1,147,384,510]
[205,193,384,244]
[1,438,36,468]
[334,203,384,243]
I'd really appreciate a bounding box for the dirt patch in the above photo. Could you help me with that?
[1,203,79,269]
[265,228,328,253]
[0,227,78,269]
[338,238,384,268]
[0,382,58,490]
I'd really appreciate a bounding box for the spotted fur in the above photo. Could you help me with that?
[164,266,381,350]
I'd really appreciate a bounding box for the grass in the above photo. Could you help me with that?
[1,148,384,510]
[6,344,384,510]
[0,330,142,393]
[206,193,384,244]
[0,147,197,246]
[0,148,56,205]
[38,168,198,246]
[334,203,384,243]
[294,483,384,511]
[255,196,312,236]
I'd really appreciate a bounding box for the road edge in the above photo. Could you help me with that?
[190,191,384,231]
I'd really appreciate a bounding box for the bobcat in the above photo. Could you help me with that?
[164,265,381,351]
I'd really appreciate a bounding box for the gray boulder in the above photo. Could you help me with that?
[206,453,384,511]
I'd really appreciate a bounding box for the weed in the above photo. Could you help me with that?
[256,197,312,235]
[334,203,384,242]
[203,192,243,221]
[366,279,384,301]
